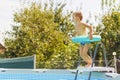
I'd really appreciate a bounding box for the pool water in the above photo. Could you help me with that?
[0,69,120,80]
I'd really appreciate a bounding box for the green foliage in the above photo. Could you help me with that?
[96,8,120,60]
[4,2,78,69]
[93,0,120,65]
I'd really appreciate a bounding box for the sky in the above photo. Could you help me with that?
[0,0,102,45]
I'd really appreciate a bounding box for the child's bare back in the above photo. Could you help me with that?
[74,22,87,36]
[73,12,93,39]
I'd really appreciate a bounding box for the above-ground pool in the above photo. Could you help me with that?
[0,69,120,80]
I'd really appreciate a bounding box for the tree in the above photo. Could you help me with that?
[4,2,78,69]
[101,10,120,59]
[95,0,120,62]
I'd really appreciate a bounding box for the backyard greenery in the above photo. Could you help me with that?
[1,0,120,68]
[4,3,79,69]
[97,0,120,60]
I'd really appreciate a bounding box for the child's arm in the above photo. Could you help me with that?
[82,23,93,39]
[89,25,93,40]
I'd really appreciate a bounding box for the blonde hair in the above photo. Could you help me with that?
[73,12,83,21]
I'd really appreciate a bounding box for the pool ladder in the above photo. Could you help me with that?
[74,42,108,80]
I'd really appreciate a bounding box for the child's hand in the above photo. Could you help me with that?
[89,34,93,40]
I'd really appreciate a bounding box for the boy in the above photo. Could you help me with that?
[73,12,93,67]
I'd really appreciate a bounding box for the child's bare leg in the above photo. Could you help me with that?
[79,46,84,56]
[80,44,92,67]
[79,46,84,66]
[79,45,91,66]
